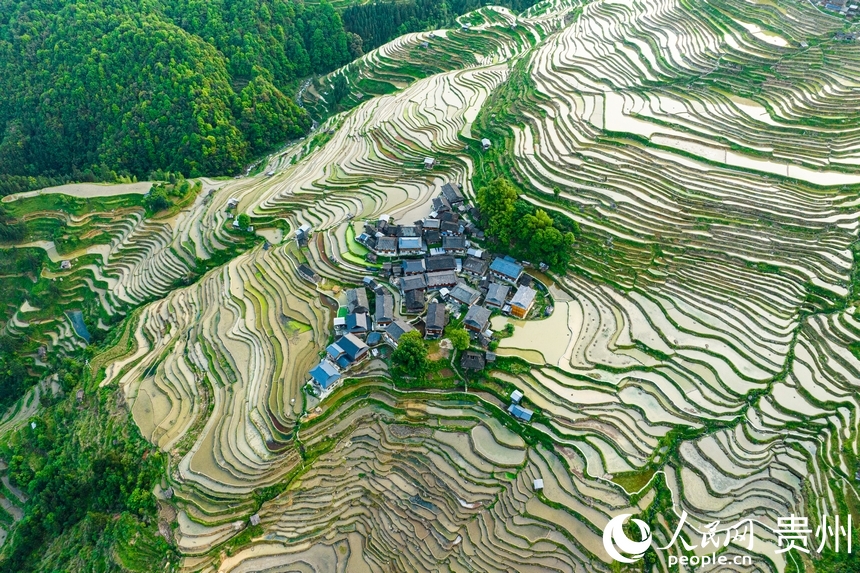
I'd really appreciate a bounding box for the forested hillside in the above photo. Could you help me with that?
[0,0,353,187]
[0,0,542,192]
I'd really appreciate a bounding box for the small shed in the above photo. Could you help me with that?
[511,389,523,404]
[481,138,491,151]
[508,404,533,422]
[60,260,72,270]
[424,157,436,169]
[533,479,544,491]
[250,514,261,526]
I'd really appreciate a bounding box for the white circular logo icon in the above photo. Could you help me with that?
[603,514,652,563]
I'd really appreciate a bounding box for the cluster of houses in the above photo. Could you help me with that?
[308,181,544,406]
[819,0,858,17]
[355,182,485,262]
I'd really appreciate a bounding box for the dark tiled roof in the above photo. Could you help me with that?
[485,283,510,307]
[376,236,397,251]
[403,259,426,274]
[347,288,369,313]
[386,319,416,343]
[426,256,456,272]
[404,289,425,311]
[425,302,447,331]
[460,351,485,370]
[401,275,427,292]
[425,271,458,288]
[375,293,394,323]
[462,257,488,275]
[464,305,491,331]
[441,182,464,203]
[442,236,467,250]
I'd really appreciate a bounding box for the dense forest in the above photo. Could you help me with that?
[0,0,540,191]
[0,0,354,187]
[476,177,577,271]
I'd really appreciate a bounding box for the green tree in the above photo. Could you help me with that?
[144,187,171,213]
[476,177,520,245]
[391,330,429,379]
[447,328,470,351]
[237,213,251,229]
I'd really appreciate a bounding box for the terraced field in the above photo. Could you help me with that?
[2,0,859,571]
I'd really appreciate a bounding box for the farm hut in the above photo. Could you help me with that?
[297,264,321,284]
[508,404,533,422]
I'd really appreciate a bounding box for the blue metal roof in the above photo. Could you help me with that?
[490,257,523,279]
[327,343,344,360]
[508,404,533,421]
[310,361,340,389]
[398,237,423,249]
[367,332,382,345]
[337,334,368,361]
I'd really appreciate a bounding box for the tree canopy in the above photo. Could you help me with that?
[447,328,470,351]
[0,0,352,185]
[391,330,429,380]
[475,177,576,271]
